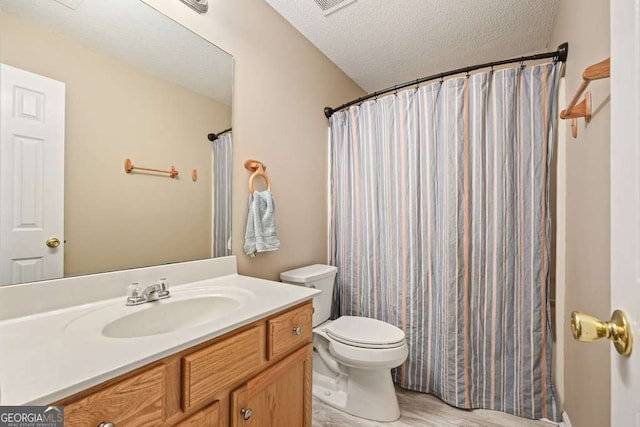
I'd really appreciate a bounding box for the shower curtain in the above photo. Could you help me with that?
[329,62,560,421]
[213,132,232,257]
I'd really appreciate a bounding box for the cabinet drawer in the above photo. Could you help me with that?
[182,325,263,410]
[267,302,313,361]
[63,365,165,427]
[176,401,219,426]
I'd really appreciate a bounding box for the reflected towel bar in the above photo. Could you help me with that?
[124,158,178,178]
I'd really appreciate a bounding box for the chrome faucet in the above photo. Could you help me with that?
[126,278,170,306]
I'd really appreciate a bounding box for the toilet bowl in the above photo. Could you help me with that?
[280,265,408,422]
[312,316,408,422]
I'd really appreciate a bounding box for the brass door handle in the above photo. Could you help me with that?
[571,310,633,357]
[46,237,61,248]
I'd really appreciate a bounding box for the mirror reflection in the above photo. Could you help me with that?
[0,0,233,285]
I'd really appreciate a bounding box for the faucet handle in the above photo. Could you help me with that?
[128,282,140,298]
[158,278,170,298]
[126,283,145,306]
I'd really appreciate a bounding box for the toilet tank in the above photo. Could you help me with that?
[280,264,337,327]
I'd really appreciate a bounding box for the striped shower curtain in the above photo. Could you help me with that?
[329,62,561,421]
[213,132,232,257]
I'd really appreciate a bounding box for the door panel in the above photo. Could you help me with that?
[0,64,65,285]
[610,0,640,425]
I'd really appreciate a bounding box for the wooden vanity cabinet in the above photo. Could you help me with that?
[55,301,313,427]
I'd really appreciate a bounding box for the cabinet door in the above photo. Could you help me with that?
[230,344,312,427]
[175,402,219,426]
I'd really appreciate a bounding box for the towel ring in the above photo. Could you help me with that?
[245,159,271,194]
[248,170,271,194]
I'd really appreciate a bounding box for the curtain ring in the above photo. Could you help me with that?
[490,65,495,75]
[520,59,526,69]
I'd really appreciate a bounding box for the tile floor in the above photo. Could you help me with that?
[312,388,554,427]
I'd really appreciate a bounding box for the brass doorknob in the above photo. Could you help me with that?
[571,310,633,357]
[46,237,61,248]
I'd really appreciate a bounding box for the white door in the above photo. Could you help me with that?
[0,64,65,286]
[610,0,640,425]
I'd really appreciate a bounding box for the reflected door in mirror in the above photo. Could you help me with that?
[0,64,65,285]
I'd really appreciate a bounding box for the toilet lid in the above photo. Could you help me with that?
[324,316,406,349]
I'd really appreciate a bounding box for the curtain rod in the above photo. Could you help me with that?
[324,42,569,119]
[207,128,232,141]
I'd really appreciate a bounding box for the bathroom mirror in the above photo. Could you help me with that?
[0,0,233,285]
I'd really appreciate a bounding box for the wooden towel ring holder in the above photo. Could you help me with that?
[244,159,271,194]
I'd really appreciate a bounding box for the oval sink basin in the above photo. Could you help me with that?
[102,296,240,338]
[64,286,254,339]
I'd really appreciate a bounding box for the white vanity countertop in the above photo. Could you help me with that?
[0,274,319,405]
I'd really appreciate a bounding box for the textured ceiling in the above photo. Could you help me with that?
[265,0,560,93]
[0,0,232,105]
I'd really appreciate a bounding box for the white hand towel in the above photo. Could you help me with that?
[244,190,280,257]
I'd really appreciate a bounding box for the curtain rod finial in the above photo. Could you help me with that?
[208,133,218,141]
[557,42,569,62]
[324,107,334,119]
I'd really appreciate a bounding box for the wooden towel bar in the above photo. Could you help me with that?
[560,58,610,138]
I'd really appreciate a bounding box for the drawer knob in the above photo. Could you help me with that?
[293,326,303,336]
[98,423,116,427]
[240,408,253,420]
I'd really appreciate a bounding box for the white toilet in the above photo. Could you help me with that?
[281,264,408,422]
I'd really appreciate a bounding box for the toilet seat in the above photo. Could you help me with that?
[323,316,406,349]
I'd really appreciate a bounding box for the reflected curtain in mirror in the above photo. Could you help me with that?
[213,132,233,257]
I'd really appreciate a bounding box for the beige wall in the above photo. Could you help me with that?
[0,12,231,276]
[141,0,365,280]
[550,2,611,426]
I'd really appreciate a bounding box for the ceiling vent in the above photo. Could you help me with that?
[313,0,357,16]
